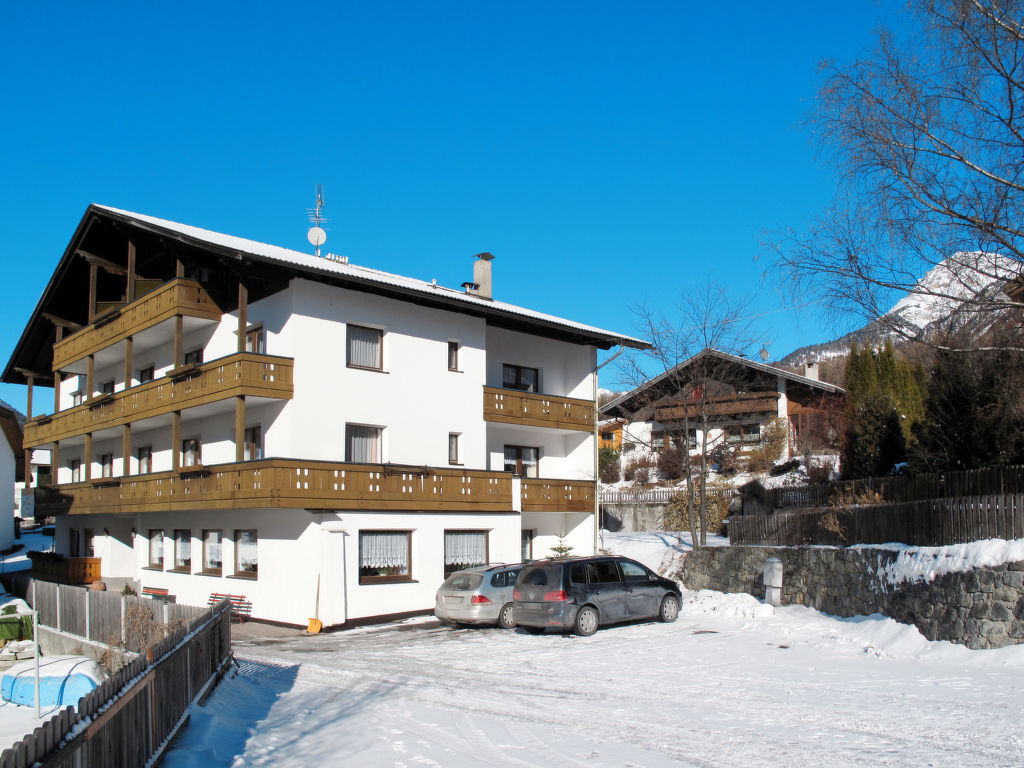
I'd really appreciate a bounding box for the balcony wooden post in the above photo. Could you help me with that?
[54,371,61,414]
[86,356,95,402]
[235,396,246,462]
[237,280,248,353]
[176,257,185,278]
[122,424,131,477]
[174,316,183,368]
[124,337,133,387]
[84,433,92,481]
[88,263,98,323]
[171,411,181,471]
[126,242,136,302]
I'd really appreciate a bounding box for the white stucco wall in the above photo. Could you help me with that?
[0,430,14,551]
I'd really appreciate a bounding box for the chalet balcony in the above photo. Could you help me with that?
[482,386,595,433]
[28,553,102,585]
[52,278,222,372]
[520,478,595,512]
[33,459,515,516]
[25,353,293,447]
[654,391,780,422]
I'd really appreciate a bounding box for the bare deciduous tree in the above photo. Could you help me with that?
[768,0,1024,352]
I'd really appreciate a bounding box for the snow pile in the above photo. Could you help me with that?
[865,538,1024,586]
[601,530,727,576]
[680,588,776,619]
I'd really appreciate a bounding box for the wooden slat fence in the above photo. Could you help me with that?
[0,596,232,768]
[601,487,728,506]
[768,464,1024,509]
[728,493,1024,547]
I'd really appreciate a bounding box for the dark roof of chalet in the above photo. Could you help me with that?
[602,348,845,418]
[0,403,23,459]
[3,205,651,385]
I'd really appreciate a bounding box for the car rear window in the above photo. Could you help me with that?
[518,565,558,587]
[441,572,483,591]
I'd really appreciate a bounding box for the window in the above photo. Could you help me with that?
[72,375,85,406]
[600,432,614,441]
[100,380,115,396]
[345,424,381,463]
[138,446,152,474]
[587,560,621,583]
[234,530,258,576]
[184,348,203,366]
[502,364,538,393]
[725,424,760,445]
[148,530,164,569]
[521,530,534,562]
[83,528,95,558]
[173,529,191,571]
[100,453,113,478]
[70,459,82,483]
[246,326,266,354]
[139,365,155,384]
[244,426,263,461]
[448,433,460,465]
[447,341,459,371]
[651,428,665,452]
[347,324,383,370]
[490,568,520,588]
[182,438,201,467]
[68,528,80,557]
[503,445,539,477]
[444,530,487,577]
[202,529,222,575]
[359,531,411,584]
[620,560,650,583]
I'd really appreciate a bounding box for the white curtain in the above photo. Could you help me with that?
[236,530,258,573]
[348,325,381,368]
[204,530,222,570]
[175,531,191,568]
[347,425,381,463]
[445,532,486,567]
[361,533,409,570]
[149,531,163,566]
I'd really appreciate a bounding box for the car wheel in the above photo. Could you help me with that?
[574,606,599,636]
[497,603,516,629]
[659,594,680,623]
[523,625,546,635]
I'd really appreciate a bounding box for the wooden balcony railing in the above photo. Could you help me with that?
[28,554,102,585]
[483,386,595,432]
[34,459,514,516]
[25,353,293,447]
[654,392,780,422]
[521,478,595,512]
[52,278,222,371]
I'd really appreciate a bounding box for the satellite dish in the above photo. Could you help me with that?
[307,227,327,247]
[759,347,770,362]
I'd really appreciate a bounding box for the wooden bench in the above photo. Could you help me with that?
[208,593,252,622]
[141,586,174,602]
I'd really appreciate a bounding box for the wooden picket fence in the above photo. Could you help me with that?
[0,590,232,768]
[728,493,1024,547]
[768,464,1024,509]
[600,487,728,506]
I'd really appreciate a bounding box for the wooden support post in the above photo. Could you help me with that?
[52,441,59,483]
[25,374,33,420]
[123,424,131,477]
[84,433,92,481]
[174,315,184,368]
[235,396,246,462]
[24,447,32,490]
[88,263,98,323]
[237,280,248,354]
[176,256,185,278]
[86,355,95,401]
[54,371,62,414]
[124,337,133,387]
[171,411,181,471]
[126,241,137,302]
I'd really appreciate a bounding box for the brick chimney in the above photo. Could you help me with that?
[804,361,819,381]
[463,252,494,300]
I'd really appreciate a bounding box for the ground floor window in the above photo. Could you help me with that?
[503,445,539,477]
[173,529,191,571]
[235,530,258,576]
[444,530,488,576]
[69,528,80,557]
[148,529,164,569]
[83,528,95,557]
[359,531,411,584]
[202,529,222,575]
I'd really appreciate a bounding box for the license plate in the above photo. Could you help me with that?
[443,596,463,608]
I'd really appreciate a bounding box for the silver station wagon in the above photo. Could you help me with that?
[434,563,522,628]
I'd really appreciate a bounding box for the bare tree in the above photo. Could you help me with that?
[617,283,761,547]
[769,0,1024,352]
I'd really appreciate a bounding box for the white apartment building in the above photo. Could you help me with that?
[4,205,646,627]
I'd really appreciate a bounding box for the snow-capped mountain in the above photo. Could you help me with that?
[778,252,1021,369]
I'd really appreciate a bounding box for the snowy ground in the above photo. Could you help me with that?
[0,529,54,575]
[158,533,1024,768]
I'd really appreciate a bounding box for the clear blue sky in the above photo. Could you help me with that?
[0,1,902,414]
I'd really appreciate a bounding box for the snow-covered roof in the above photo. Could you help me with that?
[93,205,650,350]
[602,347,844,416]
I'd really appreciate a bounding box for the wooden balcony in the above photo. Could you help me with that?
[29,554,102,585]
[52,278,222,371]
[654,391,780,422]
[521,478,595,512]
[33,459,514,516]
[25,353,293,447]
[483,386,595,432]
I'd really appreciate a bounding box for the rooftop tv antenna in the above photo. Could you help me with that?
[307,184,327,257]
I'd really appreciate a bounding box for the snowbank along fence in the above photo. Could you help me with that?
[768,464,1024,509]
[0,587,232,768]
[728,493,1024,547]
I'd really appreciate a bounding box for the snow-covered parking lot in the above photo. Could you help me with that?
[165,589,1024,767]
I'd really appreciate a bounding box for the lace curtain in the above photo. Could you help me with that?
[236,530,258,573]
[361,532,409,570]
[445,532,486,567]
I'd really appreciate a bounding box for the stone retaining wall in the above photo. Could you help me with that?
[678,546,1024,649]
